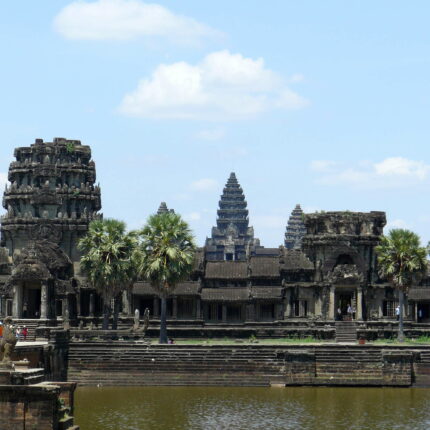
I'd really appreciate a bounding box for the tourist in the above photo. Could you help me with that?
[396,305,400,321]
[0,320,3,339]
[418,308,423,323]
[347,305,353,321]
[352,305,356,320]
[16,326,21,339]
[336,308,342,321]
[22,326,28,340]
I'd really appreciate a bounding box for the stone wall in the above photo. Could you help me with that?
[65,342,430,387]
[0,382,78,430]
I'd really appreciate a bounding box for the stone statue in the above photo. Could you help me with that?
[133,308,140,331]
[0,317,17,366]
[130,308,149,335]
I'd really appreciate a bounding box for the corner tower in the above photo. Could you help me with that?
[284,204,307,249]
[0,137,102,320]
[205,172,260,261]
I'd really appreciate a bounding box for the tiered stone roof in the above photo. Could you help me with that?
[205,172,260,261]
[216,172,249,234]
[284,204,307,249]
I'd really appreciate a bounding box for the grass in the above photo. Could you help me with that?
[372,335,430,345]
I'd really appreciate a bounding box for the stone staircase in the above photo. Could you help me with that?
[67,343,289,387]
[315,347,383,384]
[335,321,357,343]
[12,319,53,341]
[65,342,414,387]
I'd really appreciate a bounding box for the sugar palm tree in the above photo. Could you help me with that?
[376,229,428,341]
[138,211,195,344]
[78,219,138,330]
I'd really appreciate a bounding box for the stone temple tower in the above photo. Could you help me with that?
[284,204,307,249]
[205,172,260,261]
[0,137,102,320]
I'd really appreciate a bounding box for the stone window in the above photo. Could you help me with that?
[383,300,397,317]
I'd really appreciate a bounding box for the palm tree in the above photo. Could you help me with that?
[78,219,138,330]
[138,211,195,344]
[376,229,428,341]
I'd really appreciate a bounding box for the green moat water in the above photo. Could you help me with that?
[75,386,430,430]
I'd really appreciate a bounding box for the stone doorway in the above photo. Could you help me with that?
[336,290,355,320]
[22,282,41,318]
[418,303,430,322]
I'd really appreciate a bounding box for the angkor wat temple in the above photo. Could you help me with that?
[1,138,429,332]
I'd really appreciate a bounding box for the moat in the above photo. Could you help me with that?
[75,386,430,430]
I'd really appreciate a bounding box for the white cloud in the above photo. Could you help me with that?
[118,50,308,120]
[0,173,7,189]
[385,219,411,231]
[189,178,218,192]
[311,157,430,189]
[184,212,201,221]
[195,128,225,141]
[374,157,430,180]
[310,160,336,172]
[289,73,305,83]
[53,0,220,43]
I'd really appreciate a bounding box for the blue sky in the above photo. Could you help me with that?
[1,1,430,246]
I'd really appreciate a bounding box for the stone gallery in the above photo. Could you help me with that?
[0,137,429,329]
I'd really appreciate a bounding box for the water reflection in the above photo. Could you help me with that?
[75,386,430,430]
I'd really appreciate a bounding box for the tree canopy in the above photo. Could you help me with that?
[138,211,196,343]
[78,218,138,329]
[376,229,428,292]
[376,228,428,341]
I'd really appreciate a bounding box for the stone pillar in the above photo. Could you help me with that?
[40,282,48,319]
[153,297,159,318]
[356,286,363,320]
[196,297,201,319]
[122,290,131,315]
[89,293,95,317]
[0,295,4,317]
[12,284,22,319]
[328,286,335,320]
[284,288,292,319]
[222,304,227,322]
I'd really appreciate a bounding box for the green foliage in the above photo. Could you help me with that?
[376,229,428,291]
[78,219,139,317]
[138,212,196,296]
[138,212,195,343]
[376,229,428,342]
[65,142,75,154]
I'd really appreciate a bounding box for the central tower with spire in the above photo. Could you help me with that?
[205,172,260,261]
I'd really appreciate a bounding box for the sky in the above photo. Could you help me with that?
[1,1,430,247]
